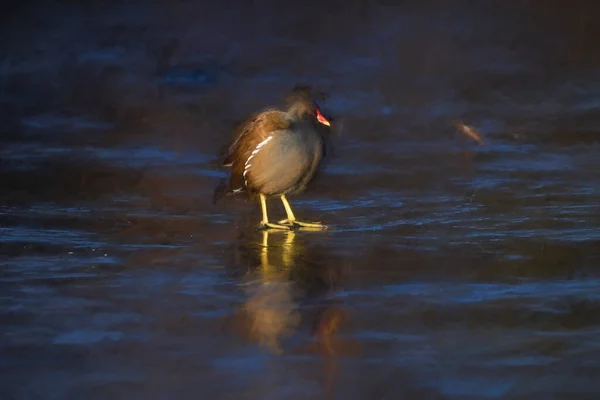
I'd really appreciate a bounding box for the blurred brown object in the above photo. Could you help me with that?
[454,120,486,146]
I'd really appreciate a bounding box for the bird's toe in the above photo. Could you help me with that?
[292,220,328,230]
[258,221,294,231]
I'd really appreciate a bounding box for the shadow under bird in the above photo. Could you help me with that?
[214,86,334,230]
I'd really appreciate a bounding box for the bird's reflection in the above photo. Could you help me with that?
[240,230,300,354]
[227,229,351,356]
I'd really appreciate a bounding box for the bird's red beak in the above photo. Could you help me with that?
[316,109,331,127]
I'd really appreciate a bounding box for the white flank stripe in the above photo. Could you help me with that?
[243,135,273,186]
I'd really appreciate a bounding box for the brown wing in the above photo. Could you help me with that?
[223,110,288,166]
[224,110,291,193]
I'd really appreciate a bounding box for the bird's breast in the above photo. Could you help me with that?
[242,127,323,196]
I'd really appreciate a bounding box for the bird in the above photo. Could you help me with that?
[213,86,333,230]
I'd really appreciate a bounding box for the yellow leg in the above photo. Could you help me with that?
[281,194,296,221]
[278,194,327,230]
[259,194,292,230]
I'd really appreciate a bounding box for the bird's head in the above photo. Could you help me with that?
[285,85,332,128]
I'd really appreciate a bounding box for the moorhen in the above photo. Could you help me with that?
[214,86,333,230]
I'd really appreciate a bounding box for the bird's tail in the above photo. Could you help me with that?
[212,178,229,205]
[212,178,246,204]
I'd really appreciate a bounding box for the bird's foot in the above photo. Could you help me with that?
[258,221,293,231]
[277,219,328,230]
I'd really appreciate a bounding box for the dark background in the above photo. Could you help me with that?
[2,1,600,399]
